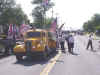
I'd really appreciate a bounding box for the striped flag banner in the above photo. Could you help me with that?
[50,18,57,32]
[8,24,13,35]
[8,24,17,39]
[13,24,17,34]
[20,24,31,35]
[42,0,49,7]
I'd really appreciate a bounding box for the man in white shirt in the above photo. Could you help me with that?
[86,33,93,50]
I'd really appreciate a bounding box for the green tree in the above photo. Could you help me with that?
[0,0,15,14]
[0,0,29,34]
[0,0,29,25]
[32,0,54,29]
[83,13,100,33]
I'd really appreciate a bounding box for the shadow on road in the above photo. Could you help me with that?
[14,51,58,66]
[0,54,10,59]
[56,60,64,63]
[86,49,97,52]
[14,58,48,66]
[70,52,79,55]
[65,51,79,56]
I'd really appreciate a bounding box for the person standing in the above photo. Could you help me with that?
[67,34,74,53]
[59,32,66,53]
[56,30,60,49]
[86,33,93,50]
[65,33,70,51]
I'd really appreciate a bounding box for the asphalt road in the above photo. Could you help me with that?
[0,35,100,75]
[0,55,47,75]
[49,35,100,75]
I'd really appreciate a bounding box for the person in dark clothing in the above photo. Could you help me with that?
[66,34,74,53]
[86,34,93,50]
[56,31,60,49]
[65,34,70,52]
[60,41,65,52]
[59,33,66,53]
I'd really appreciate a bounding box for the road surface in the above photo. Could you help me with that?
[49,35,100,75]
[0,35,100,75]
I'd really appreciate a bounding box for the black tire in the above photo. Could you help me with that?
[4,47,9,55]
[16,55,23,61]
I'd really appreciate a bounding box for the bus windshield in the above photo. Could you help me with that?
[26,32,41,38]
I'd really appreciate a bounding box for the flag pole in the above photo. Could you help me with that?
[44,7,46,29]
[52,7,54,19]
[42,0,47,29]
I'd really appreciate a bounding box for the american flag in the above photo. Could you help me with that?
[8,24,13,35]
[50,18,57,32]
[20,24,31,35]
[8,24,17,39]
[42,0,49,7]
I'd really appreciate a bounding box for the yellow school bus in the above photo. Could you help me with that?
[14,29,56,61]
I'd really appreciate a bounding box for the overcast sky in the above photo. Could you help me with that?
[16,0,100,30]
